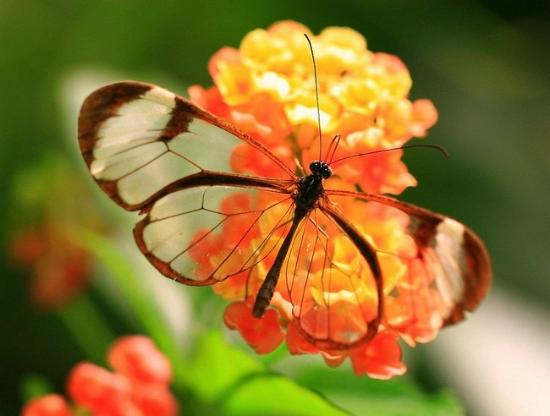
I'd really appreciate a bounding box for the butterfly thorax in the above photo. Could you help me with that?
[294,160,332,217]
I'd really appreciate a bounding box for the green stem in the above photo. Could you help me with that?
[57,294,115,365]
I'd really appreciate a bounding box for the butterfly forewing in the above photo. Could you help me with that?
[78,81,295,211]
[324,189,492,329]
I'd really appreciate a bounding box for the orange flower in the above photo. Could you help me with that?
[350,331,406,379]
[22,336,179,416]
[224,301,284,354]
[189,21,440,378]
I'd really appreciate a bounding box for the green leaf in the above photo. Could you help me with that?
[19,374,53,402]
[186,333,345,415]
[186,331,263,401]
[293,367,464,416]
[221,375,347,416]
[323,389,463,416]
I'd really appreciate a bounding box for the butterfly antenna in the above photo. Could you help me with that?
[324,134,338,163]
[327,134,342,163]
[304,33,323,161]
[329,143,448,166]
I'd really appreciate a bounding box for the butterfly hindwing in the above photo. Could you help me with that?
[278,205,383,349]
[134,185,296,286]
[324,189,492,329]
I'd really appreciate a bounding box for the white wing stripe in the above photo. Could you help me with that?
[433,218,466,311]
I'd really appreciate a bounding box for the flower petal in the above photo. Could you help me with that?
[107,336,172,385]
[66,362,131,414]
[350,331,406,379]
[224,301,284,354]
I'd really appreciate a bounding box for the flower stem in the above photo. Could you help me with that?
[57,293,115,365]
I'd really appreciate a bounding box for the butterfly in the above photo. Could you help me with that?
[78,45,491,351]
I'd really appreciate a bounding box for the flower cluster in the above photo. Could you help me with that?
[189,21,439,378]
[11,227,91,309]
[22,336,179,416]
[189,21,437,195]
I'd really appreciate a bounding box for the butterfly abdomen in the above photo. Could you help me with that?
[252,210,305,318]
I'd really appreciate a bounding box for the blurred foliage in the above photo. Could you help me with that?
[1,0,549,415]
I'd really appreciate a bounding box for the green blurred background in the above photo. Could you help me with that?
[1,1,549,415]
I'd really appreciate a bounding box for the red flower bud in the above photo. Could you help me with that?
[107,336,172,385]
[66,362,131,414]
[131,383,179,416]
[22,394,72,416]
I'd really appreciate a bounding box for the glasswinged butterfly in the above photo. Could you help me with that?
[77,34,491,351]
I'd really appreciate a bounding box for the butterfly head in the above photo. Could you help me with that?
[309,160,332,179]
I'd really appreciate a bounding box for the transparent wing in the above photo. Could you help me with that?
[134,185,296,286]
[260,205,383,350]
[324,189,492,332]
[78,81,295,211]
[78,81,300,287]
